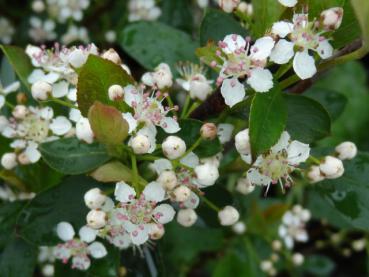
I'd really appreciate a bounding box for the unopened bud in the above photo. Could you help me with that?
[108,84,124,101]
[235,129,251,155]
[232,221,246,234]
[162,136,186,159]
[84,188,106,209]
[292,253,304,266]
[237,2,253,16]
[86,210,106,229]
[319,156,344,179]
[157,170,177,190]
[32,0,45,12]
[102,48,122,64]
[236,177,255,194]
[320,7,343,30]
[307,165,324,184]
[41,264,54,277]
[335,141,357,160]
[200,123,217,140]
[31,81,52,101]
[18,152,31,165]
[12,105,28,119]
[352,239,366,252]
[1,153,17,170]
[218,0,240,13]
[177,208,198,227]
[173,185,191,202]
[131,134,151,154]
[149,224,165,240]
[272,240,282,251]
[194,163,219,187]
[218,205,240,226]
[260,260,273,272]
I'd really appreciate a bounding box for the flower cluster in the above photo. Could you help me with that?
[128,0,162,22]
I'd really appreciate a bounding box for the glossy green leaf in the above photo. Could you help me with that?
[0,201,26,248]
[17,176,100,245]
[39,137,110,175]
[88,101,129,145]
[301,255,335,276]
[77,55,134,117]
[285,94,331,143]
[120,21,198,71]
[195,42,223,70]
[0,45,33,90]
[251,0,284,37]
[159,0,193,32]
[249,85,287,156]
[200,9,248,46]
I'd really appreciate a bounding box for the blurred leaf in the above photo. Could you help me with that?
[0,169,27,191]
[0,45,33,90]
[0,201,26,248]
[251,0,284,37]
[304,88,348,121]
[351,0,369,48]
[159,0,193,32]
[307,152,369,230]
[77,55,134,117]
[88,101,129,145]
[0,56,16,86]
[0,238,37,277]
[39,137,110,175]
[195,42,223,70]
[120,21,198,71]
[17,176,100,245]
[200,9,248,46]
[249,85,287,156]
[285,94,331,143]
[301,255,335,276]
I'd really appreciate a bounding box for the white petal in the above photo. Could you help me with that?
[250,36,275,61]
[3,81,20,94]
[221,78,245,107]
[0,95,4,109]
[180,152,199,168]
[25,143,41,163]
[27,69,45,84]
[241,153,252,164]
[52,81,69,98]
[56,222,75,241]
[150,159,173,175]
[271,21,294,38]
[293,51,317,80]
[123,85,141,106]
[53,244,71,261]
[278,0,297,7]
[222,34,246,54]
[69,108,82,122]
[130,225,149,245]
[247,68,273,92]
[49,116,72,136]
[143,181,165,202]
[114,182,136,203]
[68,49,88,68]
[247,168,272,186]
[153,204,175,224]
[183,191,200,209]
[217,123,234,144]
[271,131,290,153]
[317,39,333,59]
[287,140,310,165]
[270,39,295,64]
[67,88,77,101]
[79,226,98,243]
[122,112,137,134]
[102,197,115,212]
[88,242,107,259]
[72,255,91,270]
[43,72,60,84]
[40,107,54,120]
[160,117,180,134]
[141,72,155,86]
[76,117,94,144]
[136,125,157,153]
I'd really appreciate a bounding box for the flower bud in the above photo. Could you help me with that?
[86,210,106,229]
[108,84,124,101]
[68,49,88,68]
[352,239,366,252]
[101,48,122,64]
[41,264,54,277]
[177,208,198,227]
[319,156,344,179]
[131,134,151,154]
[260,260,273,272]
[237,2,253,16]
[18,152,31,165]
[157,170,177,190]
[292,253,304,266]
[194,163,219,187]
[307,165,324,184]
[12,105,28,119]
[31,81,52,101]
[162,136,186,159]
[320,7,343,30]
[218,205,240,226]
[84,188,106,209]
[235,129,251,155]
[1,153,17,170]
[272,240,282,251]
[218,0,240,13]
[236,177,255,195]
[153,64,173,89]
[32,0,45,13]
[200,123,217,140]
[76,117,94,144]
[232,221,246,234]
[335,141,357,160]
[149,224,165,240]
[173,185,191,202]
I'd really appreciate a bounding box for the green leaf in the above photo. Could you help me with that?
[200,9,248,46]
[0,201,26,248]
[304,88,347,121]
[77,55,134,117]
[88,101,129,145]
[0,238,37,277]
[285,94,331,143]
[0,45,33,90]
[0,56,16,86]
[120,21,198,71]
[195,42,223,70]
[307,152,369,230]
[17,176,100,245]
[39,137,110,175]
[251,0,284,37]
[249,85,287,156]
[159,0,193,32]
[301,255,335,276]
[350,0,369,48]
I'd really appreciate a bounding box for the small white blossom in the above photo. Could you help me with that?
[29,17,56,43]
[108,84,124,101]
[319,156,344,179]
[320,7,344,30]
[218,206,240,226]
[292,253,304,266]
[218,0,240,13]
[128,0,161,22]
[31,81,52,101]
[177,208,198,227]
[86,210,107,229]
[157,170,178,191]
[131,134,151,154]
[236,177,255,195]
[101,48,121,65]
[232,221,246,234]
[194,163,219,188]
[162,136,186,160]
[335,141,357,160]
[76,117,94,144]
[307,165,325,184]
[84,188,107,210]
[142,63,173,90]
[0,17,15,44]
[1,153,18,170]
[173,185,191,202]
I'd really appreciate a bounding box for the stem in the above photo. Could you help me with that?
[180,94,191,118]
[184,102,200,118]
[46,98,79,109]
[280,74,300,90]
[176,137,202,162]
[131,154,139,191]
[166,94,178,117]
[308,156,321,165]
[5,100,15,109]
[275,63,292,80]
[199,194,220,212]
[137,155,162,162]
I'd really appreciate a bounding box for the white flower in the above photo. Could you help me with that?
[162,136,186,160]
[246,131,310,193]
[270,13,335,79]
[200,123,217,140]
[194,163,219,188]
[105,30,117,43]
[1,153,18,170]
[131,134,151,154]
[177,209,198,227]
[29,17,56,43]
[68,49,88,68]
[278,0,297,7]
[319,156,344,179]
[307,165,324,184]
[292,253,304,265]
[86,210,107,229]
[149,223,165,240]
[61,25,90,45]
[128,0,161,22]
[0,17,15,44]
[84,188,107,210]
[157,170,177,191]
[320,7,344,30]
[46,0,90,23]
[236,177,255,195]
[218,0,240,13]
[108,84,124,101]
[173,185,191,202]
[221,78,245,108]
[142,63,173,90]
[76,117,94,144]
[232,221,246,234]
[335,141,357,160]
[235,129,251,162]
[218,206,240,226]
[31,81,52,101]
